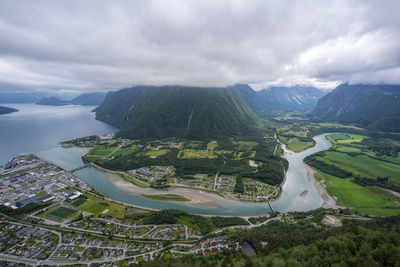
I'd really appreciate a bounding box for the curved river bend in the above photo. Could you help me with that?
[37,134,333,216]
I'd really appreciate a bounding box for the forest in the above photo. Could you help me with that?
[137,213,400,267]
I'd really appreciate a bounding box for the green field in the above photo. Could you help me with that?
[88,145,118,156]
[310,122,362,129]
[140,194,190,202]
[48,206,77,219]
[235,141,258,151]
[207,141,218,151]
[318,170,400,216]
[77,194,127,218]
[286,137,313,152]
[113,145,137,157]
[320,151,400,179]
[178,149,217,159]
[144,149,168,157]
[71,198,87,207]
[311,133,400,216]
[335,146,362,153]
[79,201,109,214]
[186,141,203,148]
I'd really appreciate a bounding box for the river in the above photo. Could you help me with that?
[37,134,333,216]
[1,104,333,216]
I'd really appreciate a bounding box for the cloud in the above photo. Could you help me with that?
[0,0,399,92]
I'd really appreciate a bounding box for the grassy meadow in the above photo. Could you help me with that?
[310,133,400,216]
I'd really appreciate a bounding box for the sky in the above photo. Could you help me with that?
[0,0,399,93]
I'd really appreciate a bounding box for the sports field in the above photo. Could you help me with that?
[48,206,77,219]
[71,198,87,207]
[77,194,126,218]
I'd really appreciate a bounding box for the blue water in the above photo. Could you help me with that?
[0,104,118,164]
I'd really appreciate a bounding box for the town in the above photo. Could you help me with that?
[0,154,243,265]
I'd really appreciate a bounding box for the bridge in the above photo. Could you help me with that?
[266,199,274,212]
[70,165,87,172]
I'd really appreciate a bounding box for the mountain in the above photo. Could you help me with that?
[94,85,259,139]
[234,84,326,115]
[310,83,400,132]
[36,92,106,106]
[0,106,18,115]
[69,92,106,106]
[36,96,66,106]
[233,84,272,116]
[260,86,326,110]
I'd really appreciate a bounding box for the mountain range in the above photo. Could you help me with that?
[36,92,106,106]
[95,85,259,139]
[310,83,400,132]
[234,84,326,115]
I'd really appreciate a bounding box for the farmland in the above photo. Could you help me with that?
[307,133,400,216]
[177,149,217,159]
[286,137,313,152]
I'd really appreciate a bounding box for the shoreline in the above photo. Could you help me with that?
[91,164,233,209]
[69,133,335,216]
[305,164,339,209]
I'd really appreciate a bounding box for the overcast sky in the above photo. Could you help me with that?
[0,0,399,92]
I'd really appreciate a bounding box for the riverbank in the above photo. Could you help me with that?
[306,164,338,209]
[96,165,233,209]
[53,133,334,216]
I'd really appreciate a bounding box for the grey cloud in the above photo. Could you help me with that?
[0,0,399,92]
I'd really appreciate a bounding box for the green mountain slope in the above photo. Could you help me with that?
[310,84,400,132]
[94,85,260,139]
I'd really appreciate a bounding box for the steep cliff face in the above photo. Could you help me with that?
[310,84,400,131]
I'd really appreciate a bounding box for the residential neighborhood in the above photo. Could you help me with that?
[0,154,242,266]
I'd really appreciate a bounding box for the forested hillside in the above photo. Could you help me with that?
[310,84,400,132]
[137,214,400,267]
[95,86,260,139]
